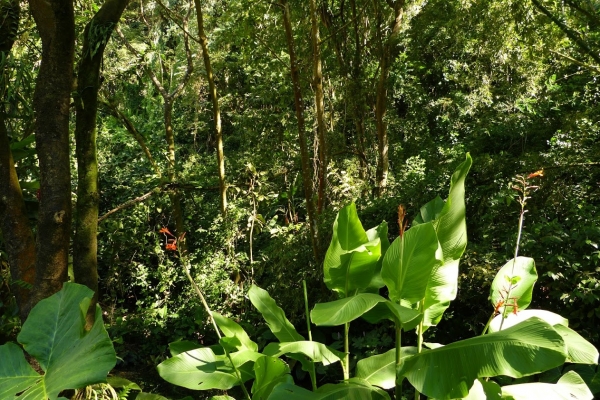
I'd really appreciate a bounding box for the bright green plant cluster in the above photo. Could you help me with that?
[155,153,598,399]
[0,283,117,399]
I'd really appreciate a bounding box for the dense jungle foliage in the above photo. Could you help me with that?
[1,0,600,398]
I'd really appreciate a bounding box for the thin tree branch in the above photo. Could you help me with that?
[99,186,162,222]
[98,96,163,177]
[319,1,368,45]
[550,49,600,73]
[531,0,600,66]
[115,26,170,98]
[170,2,194,99]
[155,0,202,45]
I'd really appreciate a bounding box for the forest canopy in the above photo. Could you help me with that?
[0,0,599,398]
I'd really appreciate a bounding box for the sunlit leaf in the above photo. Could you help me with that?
[399,318,567,399]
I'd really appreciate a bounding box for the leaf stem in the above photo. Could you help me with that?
[415,300,425,400]
[343,322,350,380]
[395,326,402,399]
[303,280,318,391]
[180,253,251,400]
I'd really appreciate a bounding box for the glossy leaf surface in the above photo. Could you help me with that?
[398,318,567,399]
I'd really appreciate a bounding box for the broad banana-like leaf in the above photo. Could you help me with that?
[136,394,170,400]
[553,324,599,364]
[420,153,472,329]
[355,347,417,389]
[267,379,390,399]
[501,371,593,400]
[157,347,260,390]
[262,341,345,366]
[212,311,258,352]
[489,309,568,332]
[324,203,383,297]
[365,221,390,290]
[0,283,116,400]
[488,310,598,364]
[398,318,567,399]
[169,340,203,356]
[381,222,440,303]
[311,293,386,326]
[248,285,304,342]
[330,243,381,296]
[361,300,422,331]
[157,347,239,390]
[251,355,293,400]
[560,365,600,395]
[414,196,445,226]
[454,379,502,400]
[489,257,537,314]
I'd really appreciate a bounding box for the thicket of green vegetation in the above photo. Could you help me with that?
[1,0,599,398]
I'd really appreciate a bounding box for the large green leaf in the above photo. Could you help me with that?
[251,355,292,400]
[552,324,599,364]
[365,221,390,290]
[355,347,417,389]
[0,283,116,399]
[361,300,422,331]
[0,342,39,398]
[489,257,537,314]
[169,340,203,356]
[212,311,258,352]
[488,310,598,364]
[489,309,568,332]
[157,347,243,390]
[267,379,391,400]
[398,318,567,399]
[501,371,593,400]
[311,293,386,326]
[329,243,381,296]
[381,222,440,303]
[324,203,383,297]
[421,153,472,329]
[248,285,304,342]
[262,341,345,366]
[459,379,502,400]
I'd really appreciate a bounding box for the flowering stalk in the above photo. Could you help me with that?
[497,170,543,331]
[160,228,251,400]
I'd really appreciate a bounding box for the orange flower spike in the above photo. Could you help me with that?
[165,239,177,251]
[494,300,505,316]
[512,298,519,315]
[159,227,175,237]
[527,170,544,179]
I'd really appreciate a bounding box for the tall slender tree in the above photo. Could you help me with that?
[194,0,227,217]
[73,0,129,327]
[281,0,321,261]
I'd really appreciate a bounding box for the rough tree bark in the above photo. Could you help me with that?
[310,0,327,214]
[281,0,321,261]
[74,0,129,327]
[25,0,76,316]
[0,1,37,322]
[194,0,227,217]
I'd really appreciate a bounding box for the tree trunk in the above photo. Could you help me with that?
[374,1,404,197]
[74,0,129,328]
[310,0,327,214]
[0,0,37,323]
[350,0,368,185]
[281,0,320,261]
[26,0,75,316]
[194,0,227,217]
